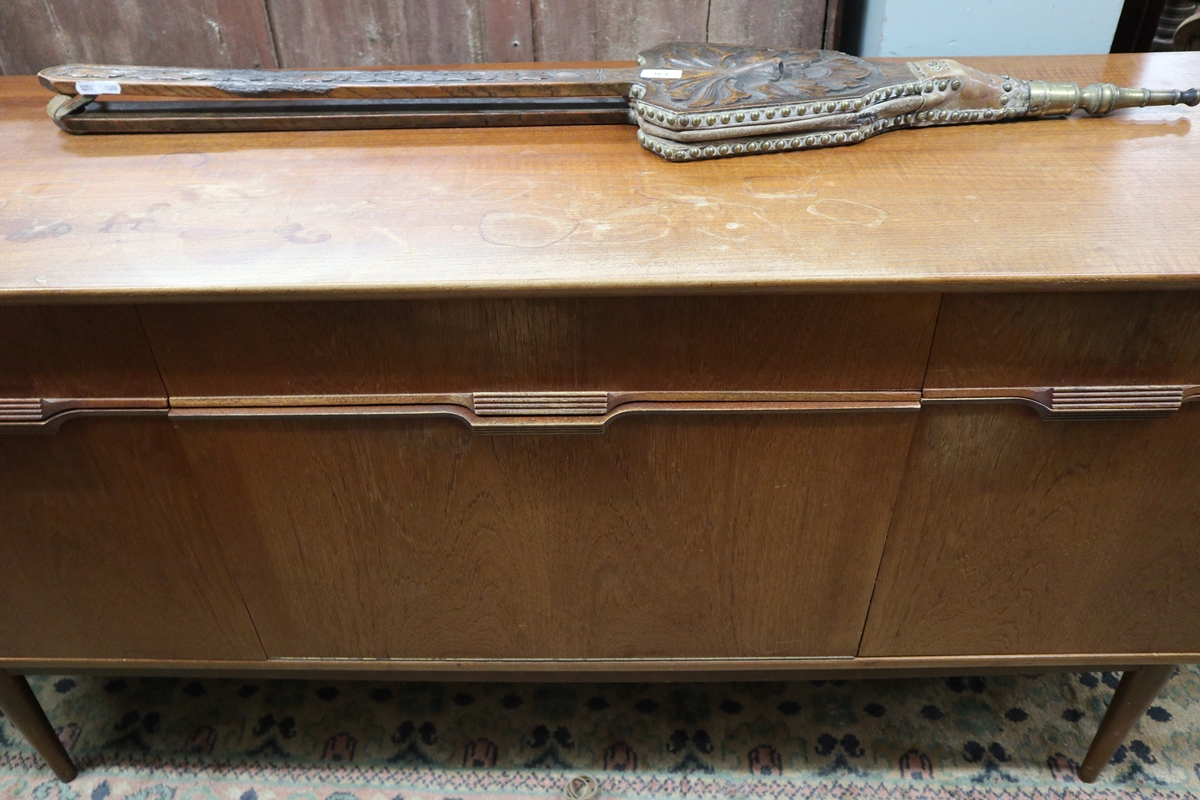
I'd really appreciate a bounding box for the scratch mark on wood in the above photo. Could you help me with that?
[15,181,88,199]
[372,225,416,251]
[807,198,888,227]
[743,173,820,199]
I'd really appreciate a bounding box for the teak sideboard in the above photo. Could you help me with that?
[1,52,1199,784]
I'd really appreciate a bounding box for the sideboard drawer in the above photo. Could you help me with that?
[136,295,940,400]
[925,292,1200,390]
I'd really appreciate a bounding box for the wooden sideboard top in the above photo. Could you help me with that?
[1,53,1199,301]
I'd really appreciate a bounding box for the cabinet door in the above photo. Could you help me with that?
[176,411,918,660]
[860,404,1200,657]
[0,418,265,661]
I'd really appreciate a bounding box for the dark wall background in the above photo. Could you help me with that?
[0,0,843,73]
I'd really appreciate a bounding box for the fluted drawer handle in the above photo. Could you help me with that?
[166,390,920,434]
[922,385,1199,420]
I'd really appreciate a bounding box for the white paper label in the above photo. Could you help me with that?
[75,81,122,95]
[639,69,683,80]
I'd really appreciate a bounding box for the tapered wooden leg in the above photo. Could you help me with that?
[1078,665,1176,783]
[0,673,77,782]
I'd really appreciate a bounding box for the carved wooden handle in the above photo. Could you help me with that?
[39,64,637,100]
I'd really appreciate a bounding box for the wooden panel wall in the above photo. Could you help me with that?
[530,0,709,62]
[709,0,839,51]
[266,0,535,67]
[0,0,842,73]
[0,0,277,73]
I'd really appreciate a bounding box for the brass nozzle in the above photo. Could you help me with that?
[1028,80,1199,117]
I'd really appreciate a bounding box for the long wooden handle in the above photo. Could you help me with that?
[39,63,639,100]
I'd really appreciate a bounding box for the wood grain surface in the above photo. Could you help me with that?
[265,0,535,67]
[1,0,841,74]
[38,65,637,100]
[174,412,918,659]
[708,0,833,51]
[0,418,266,661]
[530,0,707,61]
[860,403,1200,657]
[925,292,1200,389]
[3,53,1200,299]
[0,306,165,407]
[0,0,276,74]
[1,653,1185,680]
[136,295,939,398]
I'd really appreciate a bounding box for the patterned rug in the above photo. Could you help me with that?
[2,667,1200,800]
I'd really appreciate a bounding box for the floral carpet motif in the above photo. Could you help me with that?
[2,667,1199,799]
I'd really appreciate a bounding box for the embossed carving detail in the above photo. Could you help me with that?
[472,392,610,417]
[643,44,879,108]
[629,43,1034,161]
[40,64,632,99]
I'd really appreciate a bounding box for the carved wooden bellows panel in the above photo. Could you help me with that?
[629,43,1196,159]
[39,42,1199,161]
[632,43,1026,159]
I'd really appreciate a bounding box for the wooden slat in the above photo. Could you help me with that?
[530,0,708,61]
[265,0,534,67]
[0,0,276,75]
[3,653,1189,678]
[824,0,845,49]
[708,0,830,50]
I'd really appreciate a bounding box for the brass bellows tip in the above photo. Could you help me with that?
[1028,81,1200,117]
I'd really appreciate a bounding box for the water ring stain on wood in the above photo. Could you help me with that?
[479,211,578,247]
